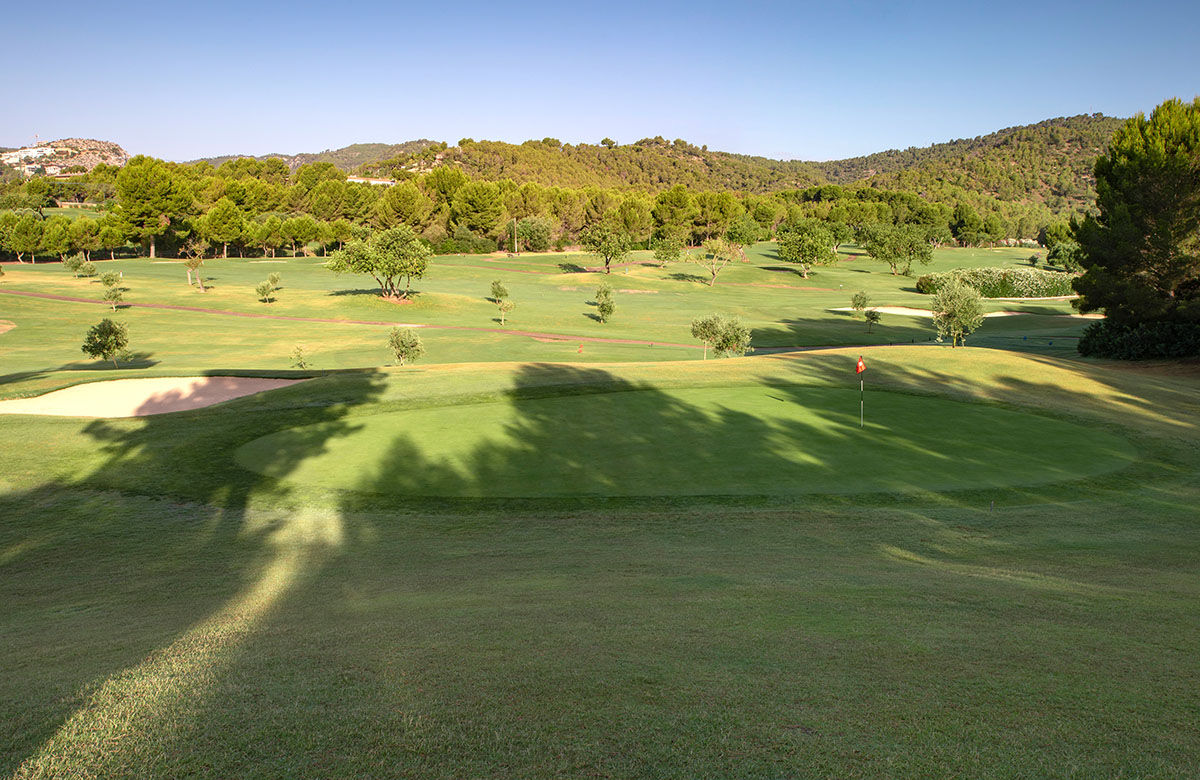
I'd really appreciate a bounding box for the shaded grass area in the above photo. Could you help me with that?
[235,384,1135,497]
[2,348,1199,777]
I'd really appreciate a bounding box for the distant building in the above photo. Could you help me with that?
[346,176,395,186]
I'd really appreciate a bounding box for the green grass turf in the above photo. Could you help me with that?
[0,243,1089,399]
[2,347,1199,778]
[2,241,1197,777]
[235,385,1135,497]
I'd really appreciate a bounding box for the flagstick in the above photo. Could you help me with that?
[860,375,864,428]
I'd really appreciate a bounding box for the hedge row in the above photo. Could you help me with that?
[916,267,1077,298]
[1077,321,1200,360]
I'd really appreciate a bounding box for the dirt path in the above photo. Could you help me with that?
[0,289,702,350]
[0,376,306,417]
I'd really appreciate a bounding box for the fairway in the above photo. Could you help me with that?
[236,385,1136,496]
[2,228,1198,779]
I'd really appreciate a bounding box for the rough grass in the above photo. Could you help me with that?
[2,347,1199,778]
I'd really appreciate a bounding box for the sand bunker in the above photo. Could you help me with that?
[830,306,1103,319]
[0,376,306,418]
[0,320,14,335]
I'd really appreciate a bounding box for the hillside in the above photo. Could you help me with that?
[825,114,1123,214]
[350,116,1122,217]
[0,138,129,176]
[192,140,439,171]
[357,136,828,192]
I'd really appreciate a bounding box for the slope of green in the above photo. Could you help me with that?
[2,348,1198,778]
[236,384,1134,497]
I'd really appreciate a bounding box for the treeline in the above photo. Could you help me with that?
[0,151,1074,263]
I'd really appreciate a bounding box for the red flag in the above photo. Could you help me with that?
[855,356,866,374]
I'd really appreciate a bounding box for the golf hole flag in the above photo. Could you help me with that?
[856,356,865,427]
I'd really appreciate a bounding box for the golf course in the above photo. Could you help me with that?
[2,238,1198,778]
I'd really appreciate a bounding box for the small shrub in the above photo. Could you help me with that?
[255,280,274,303]
[851,290,870,316]
[690,314,753,358]
[290,344,310,369]
[388,327,425,365]
[64,253,85,276]
[100,271,121,288]
[865,309,881,332]
[78,261,97,278]
[916,266,1076,298]
[490,279,509,302]
[267,272,281,289]
[103,286,123,311]
[594,283,614,324]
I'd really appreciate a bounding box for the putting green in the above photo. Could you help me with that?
[235,385,1136,497]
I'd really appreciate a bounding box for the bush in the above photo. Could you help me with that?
[690,314,752,358]
[916,266,1076,298]
[516,216,553,252]
[387,327,425,365]
[435,225,499,255]
[1077,320,1200,359]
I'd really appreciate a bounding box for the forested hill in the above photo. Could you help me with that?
[359,137,828,192]
[820,114,1124,214]
[352,116,1123,213]
[186,114,1123,218]
[191,140,440,172]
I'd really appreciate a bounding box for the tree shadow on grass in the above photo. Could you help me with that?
[752,315,934,349]
[4,353,1196,776]
[0,369,387,776]
[557,262,588,273]
[668,272,708,284]
[0,355,162,393]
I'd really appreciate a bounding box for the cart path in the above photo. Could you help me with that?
[0,288,703,349]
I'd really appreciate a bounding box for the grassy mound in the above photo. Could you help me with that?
[235,384,1134,497]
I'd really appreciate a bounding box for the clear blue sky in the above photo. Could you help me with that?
[2,0,1197,162]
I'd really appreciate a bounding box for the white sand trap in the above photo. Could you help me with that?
[250,260,288,263]
[0,376,306,418]
[830,306,1103,319]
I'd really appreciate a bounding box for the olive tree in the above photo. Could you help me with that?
[387,327,425,365]
[327,225,432,299]
[931,279,984,347]
[82,318,129,367]
[580,222,631,273]
[691,238,740,286]
[691,314,752,359]
[594,283,615,323]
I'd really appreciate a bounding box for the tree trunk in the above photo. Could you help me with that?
[110,248,116,260]
[223,243,228,259]
[150,236,156,259]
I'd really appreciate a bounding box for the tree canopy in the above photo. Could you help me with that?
[1073,98,1200,325]
[326,225,433,299]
